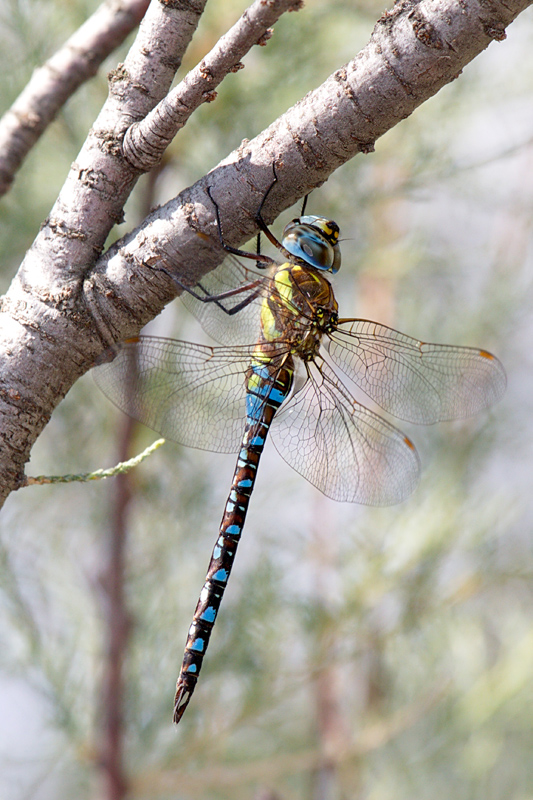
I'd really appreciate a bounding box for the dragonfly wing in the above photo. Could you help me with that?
[327,320,506,424]
[181,253,272,346]
[271,359,420,505]
[93,336,253,453]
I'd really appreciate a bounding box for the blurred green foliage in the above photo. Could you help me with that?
[1,0,533,799]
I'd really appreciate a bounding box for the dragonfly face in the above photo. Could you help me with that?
[281,215,341,273]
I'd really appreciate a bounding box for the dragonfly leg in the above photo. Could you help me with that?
[144,262,264,317]
[207,163,314,276]
[207,167,297,266]
[253,163,284,250]
[206,185,276,266]
[254,164,311,260]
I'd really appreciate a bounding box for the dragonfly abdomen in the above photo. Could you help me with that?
[173,360,293,723]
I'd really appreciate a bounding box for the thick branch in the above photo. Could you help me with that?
[0,0,530,510]
[89,0,533,339]
[0,0,210,500]
[123,0,303,171]
[0,0,298,506]
[12,0,208,298]
[0,0,150,198]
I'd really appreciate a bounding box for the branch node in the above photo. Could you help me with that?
[257,28,274,45]
[483,21,507,40]
[108,63,129,84]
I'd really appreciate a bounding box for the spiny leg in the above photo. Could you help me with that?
[206,184,278,267]
[253,164,312,260]
[143,180,280,317]
[146,168,311,318]
[207,166,297,265]
[143,260,265,317]
[253,163,284,251]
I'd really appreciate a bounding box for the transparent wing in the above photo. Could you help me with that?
[271,359,420,505]
[93,336,257,453]
[327,319,507,424]
[180,252,275,346]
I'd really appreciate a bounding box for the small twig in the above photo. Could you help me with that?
[0,0,150,197]
[21,439,165,487]
[123,0,303,171]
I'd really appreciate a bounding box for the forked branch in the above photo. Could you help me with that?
[123,0,303,171]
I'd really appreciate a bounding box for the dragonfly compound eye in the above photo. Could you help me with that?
[282,215,341,273]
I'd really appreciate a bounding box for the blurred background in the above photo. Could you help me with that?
[1,0,532,798]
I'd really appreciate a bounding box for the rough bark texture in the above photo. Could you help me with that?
[0,0,531,508]
[123,0,302,170]
[0,0,207,499]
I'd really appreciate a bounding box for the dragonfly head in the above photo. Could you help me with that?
[281,215,341,274]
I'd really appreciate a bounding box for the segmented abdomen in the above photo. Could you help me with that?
[173,358,293,723]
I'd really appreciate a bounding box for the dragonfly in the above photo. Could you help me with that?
[94,174,506,724]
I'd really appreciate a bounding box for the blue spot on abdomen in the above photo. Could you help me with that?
[199,606,217,623]
[213,568,229,583]
[225,524,242,536]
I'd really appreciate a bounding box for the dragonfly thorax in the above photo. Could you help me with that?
[281,215,341,273]
[256,261,339,368]
[315,306,339,333]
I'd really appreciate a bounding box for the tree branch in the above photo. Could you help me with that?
[0,0,212,499]
[14,0,209,295]
[0,0,530,511]
[0,0,297,506]
[88,0,533,340]
[123,0,303,171]
[0,0,150,197]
